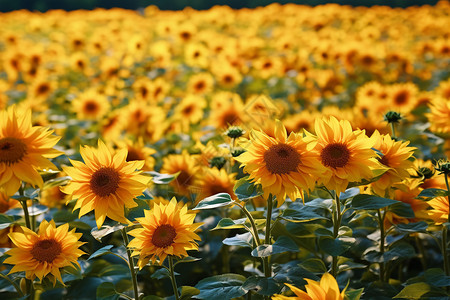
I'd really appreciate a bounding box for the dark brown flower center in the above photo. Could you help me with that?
[84,101,99,113]
[152,224,177,248]
[378,155,389,167]
[31,238,62,263]
[320,143,351,168]
[264,143,301,174]
[182,105,194,116]
[36,83,50,95]
[394,91,409,105]
[194,81,205,91]
[176,170,192,187]
[90,167,120,197]
[0,137,27,165]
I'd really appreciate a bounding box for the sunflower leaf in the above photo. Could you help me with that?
[394,221,428,233]
[222,232,255,248]
[319,236,355,256]
[417,188,449,198]
[180,286,200,300]
[151,268,179,280]
[0,215,14,230]
[143,171,179,184]
[194,193,233,210]
[233,178,263,201]
[351,194,399,210]
[194,274,247,299]
[96,282,119,300]
[43,176,71,189]
[242,276,282,296]
[388,202,415,218]
[174,256,202,266]
[91,224,125,242]
[251,236,299,257]
[393,282,431,299]
[87,245,114,261]
[280,205,328,223]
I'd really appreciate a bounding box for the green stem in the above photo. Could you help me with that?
[18,187,34,300]
[263,195,273,278]
[444,174,450,223]
[414,235,427,271]
[169,256,180,300]
[443,173,450,276]
[234,201,261,246]
[121,228,139,300]
[331,193,342,277]
[390,123,396,139]
[377,209,386,282]
[20,200,32,230]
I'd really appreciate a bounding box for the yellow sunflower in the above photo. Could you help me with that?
[61,140,149,228]
[272,273,345,300]
[71,89,111,121]
[116,138,156,171]
[311,116,381,195]
[427,196,449,225]
[127,197,202,267]
[235,120,325,205]
[192,167,237,204]
[3,220,85,285]
[370,131,416,197]
[426,97,450,134]
[0,106,62,195]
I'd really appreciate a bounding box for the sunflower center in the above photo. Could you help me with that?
[0,137,28,165]
[264,143,301,174]
[152,224,177,248]
[176,170,192,187]
[394,91,408,105]
[31,238,62,263]
[378,155,389,167]
[84,101,99,113]
[90,167,121,197]
[321,143,351,168]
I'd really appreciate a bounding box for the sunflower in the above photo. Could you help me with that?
[192,167,237,204]
[71,89,111,121]
[187,72,214,95]
[61,140,149,228]
[127,197,202,267]
[117,137,156,171]
[427,196,449,225]
[387,83,419,115]
[426,97,450,134]
[272,273,346,300]
[235,120,325,205]
[0,106,62,195]
[173,95,207,130]
[311,116,381,195]
[160,151,200,198]
[3,220,85,285]
[208,92,246,129]
[370,131,416,197]
[0,189,20,213]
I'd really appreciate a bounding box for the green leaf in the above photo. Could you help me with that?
[0,214,14,230]
[299,259,327,274]
[339,188,360,200]
[393,282,431,299]
[211,218,265,231]
[180,286,200,300]
[142,296,164,300]
[395,221,428,233]
[319,236,355,256]
[223,232,254,248]
[345,288,364,300]
[53,210,77,223]
[43,176,71,189]
[6,204,48,217]
[194,274,247,300]
[388,202,415,218]
[337,257,366,273]
[417,188,449,198]
[280,206,328,223]
[233,178,263,201]
[194,193,233,210]
[383,243,415,262]
[242,276,282,296]
[126,198,151,222]
[143,171,179,184]
[88,245,114,261]
[91,224,125,242]
[424,268,450,287]
[174,256,202,266]
[151,268,177,280]
[99,265,129,277]
[96,282,119,300]
[251,236,299,257]
[352,194,399,210]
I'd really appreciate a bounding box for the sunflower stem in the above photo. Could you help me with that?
[121,228,140,300]
[263,195,273,278]
[390,123,396,139]
[168,256,180,300]
[443,173,450,277]
[414,235,427,271]
[377,209,387,282]
[234,201,261,246]
[331,193,342,278]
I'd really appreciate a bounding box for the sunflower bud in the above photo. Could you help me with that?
[434,159,450,176]
[231,148,246,157]
[383,111,402,123]
[416,167,435,179]
[225,126,245,139]
[209,156,227,169]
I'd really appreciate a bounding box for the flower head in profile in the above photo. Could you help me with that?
[370,131,416,197]
[235,120,325,205]
[272,273,346,300]
[127,197,202,267]
[4,220,85,285]
[427,196,449,225]
[61,140,149,228]
[311,116,381,195]
[0,106,63,195]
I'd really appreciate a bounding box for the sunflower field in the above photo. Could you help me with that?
[0,2,450,300]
